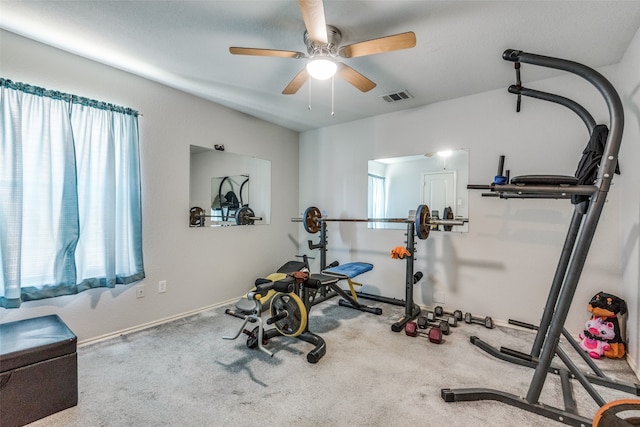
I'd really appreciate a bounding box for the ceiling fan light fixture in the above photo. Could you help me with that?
[306,58,337,80]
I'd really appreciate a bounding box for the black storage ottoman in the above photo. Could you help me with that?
[0,314,78,427]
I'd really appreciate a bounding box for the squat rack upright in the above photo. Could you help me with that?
[441,49,625,426]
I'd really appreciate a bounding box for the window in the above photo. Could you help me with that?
[368,174,385,228]
[0,79,145,308]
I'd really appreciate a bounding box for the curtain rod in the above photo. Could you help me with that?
[0,78,141,117]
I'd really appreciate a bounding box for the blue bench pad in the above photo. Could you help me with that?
[323,262,373,279]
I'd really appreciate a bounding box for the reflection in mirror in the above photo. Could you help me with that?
[190,145,271,226]
[367,149,469,232]
[211,175,249,223]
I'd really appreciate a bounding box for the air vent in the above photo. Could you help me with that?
[379,90,413,103]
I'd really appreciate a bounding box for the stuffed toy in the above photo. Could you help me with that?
[579,317,616,359]
[587,291,627,359]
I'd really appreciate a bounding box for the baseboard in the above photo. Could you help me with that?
[78,297,238,348]
[626,353,640,380]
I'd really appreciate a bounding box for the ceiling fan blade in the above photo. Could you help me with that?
[229,47,305,59]
[337,63,376,92]
[282,68,309,95]
[298,0,328,44]
[339,31,416,58]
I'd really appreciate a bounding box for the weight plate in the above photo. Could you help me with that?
[443,206,454,231]
[246,326,260,349]
[190,207,204,226]
[270,293,307,337]
[593,399,640,426]
[303,206,322,234]
[235,206,255,225]
[415,204,430,240]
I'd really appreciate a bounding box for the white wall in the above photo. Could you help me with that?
[618,25,640,372]
[0,30,300,342]
[298,62,623,338]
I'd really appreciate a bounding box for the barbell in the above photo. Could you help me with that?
[292,204,467,240]
[189,206,262,226]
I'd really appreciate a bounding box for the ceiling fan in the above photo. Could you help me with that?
[229,0,416,95]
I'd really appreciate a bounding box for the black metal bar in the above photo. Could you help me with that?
[561,327,607,378]
[467,184,491,190]
[531,207,584,357]
[508,85,596,134]
[491,183,597,195]
[391,222,421,332]
[354,291,406,307]
[320,222,327,270]
[472,335,640,395]
[503,50,623,195]
[508,318,537,329]
[559,369,578,415]
[500,346,534,362]
[497,193,572,199]
[555,345,607,407]
[440,388,591,426]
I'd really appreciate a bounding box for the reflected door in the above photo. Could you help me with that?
[422,171,456,219]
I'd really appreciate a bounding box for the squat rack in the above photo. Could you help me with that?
[294,205,466,332]
[441,49,626,425]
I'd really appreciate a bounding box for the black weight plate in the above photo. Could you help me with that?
[415,204,430,240]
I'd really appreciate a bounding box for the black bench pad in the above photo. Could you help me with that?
[1,315,78,427]
[510,174,578,186]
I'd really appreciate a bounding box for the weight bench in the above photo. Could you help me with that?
[0,315,78,426]
[321,262,381,315]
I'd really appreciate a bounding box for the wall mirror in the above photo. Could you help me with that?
[189,145,271,227]
[368,149,469,232]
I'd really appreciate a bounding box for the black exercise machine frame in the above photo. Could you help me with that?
[441,49,627,426]
[467,67,638,396]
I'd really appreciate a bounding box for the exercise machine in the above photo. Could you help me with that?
[442,49,629,425]
[224,264,345,363]
[293,204,465,331]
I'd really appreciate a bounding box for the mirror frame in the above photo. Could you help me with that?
[367,149,469,232]
[189,145,271,227]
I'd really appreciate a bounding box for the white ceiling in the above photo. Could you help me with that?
[2,1,640,132]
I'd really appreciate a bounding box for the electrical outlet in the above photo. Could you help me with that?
[158,280,167,293]
[136,284,145,299]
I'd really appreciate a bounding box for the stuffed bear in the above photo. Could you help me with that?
[588,291,627,359]
[579,317,616,359]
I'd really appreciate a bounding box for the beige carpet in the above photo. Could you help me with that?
[28,297,639,426]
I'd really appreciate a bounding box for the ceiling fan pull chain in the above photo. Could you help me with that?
[331,75,335,116]
[308,76,312,110]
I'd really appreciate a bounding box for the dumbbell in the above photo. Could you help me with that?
[418,315,450,335]
[405,321,443,344]
[426,311,458,327]
[434,306,463,321]
[464,312,494,329]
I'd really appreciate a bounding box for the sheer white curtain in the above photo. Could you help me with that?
[368,174,386,229]
[0,80,144,308]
